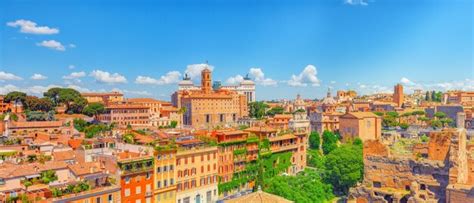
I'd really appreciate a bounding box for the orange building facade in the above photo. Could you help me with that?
[98,104,151,127]
[118,155,154,203]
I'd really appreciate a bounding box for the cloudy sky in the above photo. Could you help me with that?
[1,0,472,100]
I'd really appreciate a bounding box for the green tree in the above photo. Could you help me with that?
[82,102,105,118]
[399,123,409,130]
[440,118,453,127]
[431,120,443,129]
[420,134,429,143]
[425,91,430,101]
[249,101,268,119]
[266,106,284,116]
[170,120,178,128]
[322,131,338,155]
[309,131,321,150]
[4,91,27,104]
[73,118,89,132]
[434,112,446,119]
[265,169,334,203]
[123,133,135,144]
[24,96,53,112]
[45,88,87,113]
[431,90,436,101]
[435,91,443,102]
[307,149,324,169]
[40,170,58,184]
[324,144,363,195]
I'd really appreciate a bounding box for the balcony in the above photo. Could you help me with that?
[118,158,154,175]
[271,144,298,153]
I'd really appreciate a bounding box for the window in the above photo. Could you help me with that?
[206,114,210,123]
[125,176,131,184]
[108,194,113,203]
[170,165,174,171]
[170,178,174,185]
[136,186,141,194]
[135,200,141,203]
[157,167,161,173]
[220,114,224,122]
[146,172,151,180]
[96,197,101,203]
[157,181,161,188]
[164,180,168,187]
[163,165,168,172]
[146,184,151,192]
[157,155,161,160]
[125,188,131,197]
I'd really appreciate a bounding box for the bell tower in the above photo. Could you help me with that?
[201,67,212,94]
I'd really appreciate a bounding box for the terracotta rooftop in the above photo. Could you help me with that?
[81,92,123,97]
[127,98,168,103]
[225,190,293,203]
[273,114,293,119]
[53,150,76,161]
[106,104,149,109]
[68,162,102,177]
[245,126,277,133]
[342,112,380,119]
[9,121,63,128]
[269,134,297,142]
[0,161,68,179]
[68,139,83,149]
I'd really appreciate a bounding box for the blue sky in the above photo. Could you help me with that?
[1,0,473,100]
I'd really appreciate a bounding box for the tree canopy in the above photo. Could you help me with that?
[322,131,338,155]
[4,91,27,104]
[265,169,334,203]
[309,131,320,150]
[44,88,87,113]
[323,143,363,195]
[249,101,268,119]
[82,102,105,117]
[25,96,54,112]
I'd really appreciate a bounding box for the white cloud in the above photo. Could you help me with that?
[36,40,65,51]
[123,89,152,96]
[66,85,90,92]
[345,0,368,6]
[31,73,47,80]
[226,75,244,85]
[248,68,277,86]
[0,71,22,81]
[184,64,214,81]
[90,70,127,84]
[260,78,278,86]
[6,19,59,35]
[288,65,320,87]
[135,71,181,85]
[400,77,414,85]
[63,71,86,79]
[26,85,61,95]
[0,84,20,94]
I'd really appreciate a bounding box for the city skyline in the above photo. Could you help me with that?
[1,0,473,100]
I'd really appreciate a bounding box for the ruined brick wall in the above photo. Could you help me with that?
[363,140,389,157]
[427,131,451,161]
[446,185,474,203]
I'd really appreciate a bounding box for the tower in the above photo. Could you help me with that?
[201,67,212,94]
[393,84,404,107]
